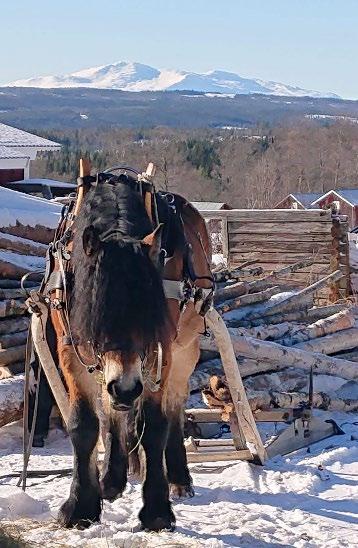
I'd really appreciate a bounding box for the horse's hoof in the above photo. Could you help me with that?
[32,435,45,448]
[139,503,175,532]
[58,496,101,529]
[170,483,195,500]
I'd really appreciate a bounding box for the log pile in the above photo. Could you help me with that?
[194,260,358,415]
[0,246,44,380]
[0,188,58,382]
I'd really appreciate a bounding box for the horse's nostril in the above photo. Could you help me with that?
[133,380,143,399]
[107,380,120,399]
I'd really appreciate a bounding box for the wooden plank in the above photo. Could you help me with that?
[186,408,225,423]
[229,233,334,244]
[229,242,333,254]
[228,222,332,235]
[186,449,252,462]
[201,209,332,222]
[222,218,229,259]
[226,263,330,275]
[230,252,331,264]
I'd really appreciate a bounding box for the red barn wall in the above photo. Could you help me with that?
[0,169,25,183]
[316,194,355,228]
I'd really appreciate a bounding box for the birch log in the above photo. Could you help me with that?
[214,260,314,304]
[231,304,347,328]
[0,345,26,366]
[0,331,28,349]
[277,309,355,346]
[0,279,38,289]
[214,266,263,282]
[0,233,47,257]
[0,288,28,299]
[293,328,358,355]
[248,390,358,413]
[217,286,280,314]
[244,270,343,321]
[229,334,358,380]
[200,322,296,352]
[0,317,29,335]
[0,376,23,427]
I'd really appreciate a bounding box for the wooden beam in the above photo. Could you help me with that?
[202,209,332,222]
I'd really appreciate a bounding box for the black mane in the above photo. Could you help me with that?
[70,175,177,353]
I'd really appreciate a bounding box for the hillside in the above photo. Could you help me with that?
[1,87,358,130]
[31,122,358,208]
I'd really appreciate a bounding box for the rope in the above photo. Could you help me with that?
[128,409,146,456]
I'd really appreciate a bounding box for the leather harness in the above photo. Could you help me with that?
[31,166,214,386]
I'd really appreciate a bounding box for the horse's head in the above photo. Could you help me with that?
[71,181,170,410]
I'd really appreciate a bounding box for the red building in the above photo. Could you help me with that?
[0,123,61,183]
[274,192,322,210]
[311,190,358,229]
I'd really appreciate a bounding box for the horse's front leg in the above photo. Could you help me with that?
[58,397,101,528]
[56,346,101,528]
[100,410,128,501]
[166,407,194,499]
[138,397,175,532]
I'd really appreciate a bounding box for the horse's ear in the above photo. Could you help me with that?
[82,225,100,256]
[142,224,164,266]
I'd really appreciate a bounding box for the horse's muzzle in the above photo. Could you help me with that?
[107,378,143,410]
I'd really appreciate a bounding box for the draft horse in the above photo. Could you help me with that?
[45,167,213,531]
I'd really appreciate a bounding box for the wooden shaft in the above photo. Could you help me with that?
[144,191,153,223]
[30,295,70,426]
[205,308,267,464]
[74,158,91,217]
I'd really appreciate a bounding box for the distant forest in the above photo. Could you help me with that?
[32,121,358,208]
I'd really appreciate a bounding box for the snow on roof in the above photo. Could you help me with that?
[312,188,358,207]
[0,123,61,149]
[275,192,323,208]
[0,186,62,230]
[191,201,229,210]
[0,145,29,160]
[292,192,322,207]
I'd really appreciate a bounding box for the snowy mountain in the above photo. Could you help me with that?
[7,61,340,99]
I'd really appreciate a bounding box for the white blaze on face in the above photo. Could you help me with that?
[103,351,143,390]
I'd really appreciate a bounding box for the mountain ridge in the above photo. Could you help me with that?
[7,61,340,99]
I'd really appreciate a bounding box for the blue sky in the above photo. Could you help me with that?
[1,0,357,98]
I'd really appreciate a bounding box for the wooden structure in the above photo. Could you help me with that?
[202,208,350,302]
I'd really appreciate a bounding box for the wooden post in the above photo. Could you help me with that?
[205,308,267,464]
[222,217,229,261]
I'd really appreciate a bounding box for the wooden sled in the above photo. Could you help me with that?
[184,309,344,464]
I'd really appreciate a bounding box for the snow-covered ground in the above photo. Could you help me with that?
[0,412,357,547]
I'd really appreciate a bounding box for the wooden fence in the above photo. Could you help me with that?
[202,208,350,303]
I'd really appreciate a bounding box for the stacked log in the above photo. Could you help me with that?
[194,259,358,415]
